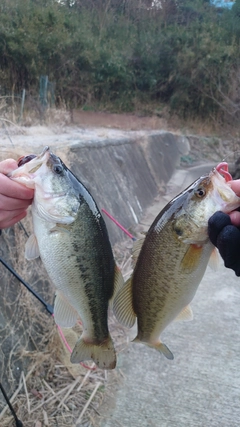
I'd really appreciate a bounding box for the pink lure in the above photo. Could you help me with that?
[216,162,232,182]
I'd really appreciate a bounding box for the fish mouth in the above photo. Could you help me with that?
[17,146,50,169]
[210,167,240,212]
[9,147,51,182]
[27,146,50,173]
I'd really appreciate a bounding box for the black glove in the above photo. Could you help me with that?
[208,211,240,277]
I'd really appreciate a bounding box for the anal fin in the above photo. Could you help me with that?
[174,305,193,322]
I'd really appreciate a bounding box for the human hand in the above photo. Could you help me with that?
[0,159,34,229]
[208,179,240,276]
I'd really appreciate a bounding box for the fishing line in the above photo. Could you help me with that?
[102,208,136,241]
[0,382,23,427]
[220,150,240,175]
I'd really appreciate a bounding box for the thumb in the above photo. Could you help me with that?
[0,159,18,175]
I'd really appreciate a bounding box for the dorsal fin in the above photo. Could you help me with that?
[132,237,145,266]
[113,277,136,328]
[109,265,124,309]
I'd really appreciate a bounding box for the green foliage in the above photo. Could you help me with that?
[0,0,239,121]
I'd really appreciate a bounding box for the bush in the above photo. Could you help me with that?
[0,0,239,122]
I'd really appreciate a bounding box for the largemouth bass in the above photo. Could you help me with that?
[113,166,240,360]
[10,147,123,369]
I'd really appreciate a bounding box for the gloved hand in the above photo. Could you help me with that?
[208,211,240,277]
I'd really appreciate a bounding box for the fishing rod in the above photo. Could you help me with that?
[0,382,23,427]
[0,257,53,315]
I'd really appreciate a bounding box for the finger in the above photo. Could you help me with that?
[0,159,19,175]
[0,174,34,199]
[217,225,240,277]
[0,211,28,229]
[229,210,240,227]
[208,211,231,247]
[0,194,32,211]
[0,207,29,222]
[229,179,240,197]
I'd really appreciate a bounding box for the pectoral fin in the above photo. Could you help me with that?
[113,277,136,328]
[208,247,220,271]
[181,244,203,274]
[54,291,78,327]
[25,234,40,260]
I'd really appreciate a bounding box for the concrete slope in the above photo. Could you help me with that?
[99,166,240,427]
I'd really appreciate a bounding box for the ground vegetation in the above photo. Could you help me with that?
[1,0,240,124]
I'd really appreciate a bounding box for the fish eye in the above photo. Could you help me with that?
[195,187,206,198]
[53,164,63,174]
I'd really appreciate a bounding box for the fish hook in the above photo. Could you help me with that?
[216,162,232,182]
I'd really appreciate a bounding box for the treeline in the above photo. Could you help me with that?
[1,0,240,122]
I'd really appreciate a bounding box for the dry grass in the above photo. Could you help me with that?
[0,356,106,427]
[0,93,71,129]
[0,296,130,427]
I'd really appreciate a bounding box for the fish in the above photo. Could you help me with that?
[113,165,240,360]
[9,146,123,369]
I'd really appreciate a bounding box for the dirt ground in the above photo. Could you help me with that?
[2,107,239,169]
[71,109,239,137]
[72,110,169,131]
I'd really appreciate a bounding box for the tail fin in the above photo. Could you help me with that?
[70,335,116,370]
